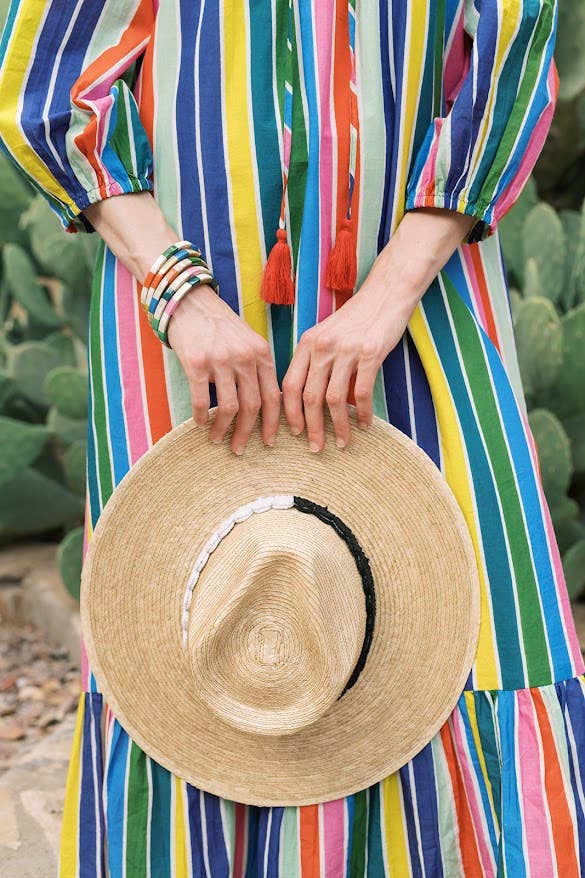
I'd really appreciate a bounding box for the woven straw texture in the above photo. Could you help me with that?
[80,408,480,806]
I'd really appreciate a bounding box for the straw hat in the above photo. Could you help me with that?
[80,406,480,806]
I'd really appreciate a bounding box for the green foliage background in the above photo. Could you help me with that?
[0,4,584,600]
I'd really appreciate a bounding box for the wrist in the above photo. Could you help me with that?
[141,242,220,348]
[81,192,180,285]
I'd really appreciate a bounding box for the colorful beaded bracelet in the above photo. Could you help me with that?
[141,241,206,312]
[140,240,219,348]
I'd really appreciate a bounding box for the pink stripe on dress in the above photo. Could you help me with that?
[115,261,150,465]
[516,689,556,876]
[323,799,346,877]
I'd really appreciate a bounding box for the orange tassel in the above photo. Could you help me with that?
[325,217,357,292]
[260,228,295,305]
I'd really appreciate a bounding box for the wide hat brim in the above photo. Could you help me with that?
[80,406,481,806]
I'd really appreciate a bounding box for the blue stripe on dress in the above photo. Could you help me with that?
[563,680,585,873]
[203,793,231,876]
[379,0,407,246]
[412,742,445,878]
[176,0,203,252]
[79,692,104,878]
[106,721,130,877]
[266,807,285,878]
[399,763,424,878]
[186,786,208,877]
[245,806,261,878]
[102,246,130,485]
[376,0,394,253]
[497,691,527,878]
[196,1,239,316]
[404,332,441,466]
[295,0,321,339]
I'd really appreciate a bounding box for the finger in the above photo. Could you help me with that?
[325,356,355,447]
[208,369,239,442]
[230,362,262,455]
[303,354,332,452]
[354,357,379,428]
[189,371,211,426]
[282,342,312,435]
[256,358,282,445]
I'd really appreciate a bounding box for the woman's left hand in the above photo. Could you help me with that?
[281,207,477,451]
[281,280,418,451]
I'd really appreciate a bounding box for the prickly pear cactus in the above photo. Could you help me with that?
[571,200,585,307]
[513,297,563,400]
[0,416,48,486]
[44,367,88,420]
[528,409,573,502]
[546,303,585,417]
[56,526,84,601]
[522,204,566,305]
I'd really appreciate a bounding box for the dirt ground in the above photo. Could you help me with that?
[0,621,79,774]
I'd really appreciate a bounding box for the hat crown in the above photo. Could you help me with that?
[187,508,366,737]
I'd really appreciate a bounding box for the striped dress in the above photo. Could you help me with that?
[1,0,585,875]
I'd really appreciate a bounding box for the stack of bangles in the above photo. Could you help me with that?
[140,239,220,348]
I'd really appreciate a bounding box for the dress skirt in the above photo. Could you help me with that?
[1,0,584,874]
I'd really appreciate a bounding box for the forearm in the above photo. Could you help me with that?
[362,207,477,316]
[81,191,179,285]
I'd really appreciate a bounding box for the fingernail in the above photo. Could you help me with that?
[233,446,245,456]
[210,436,222,444]
[291,426,302,436]
[336,437,346,448]
[309,442,320,453]
[266,435,277,446]
[358,421,369,430]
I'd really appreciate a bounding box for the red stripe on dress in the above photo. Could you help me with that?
[532,688,581,876]
[300,804,322,877]
[439,721,484,875]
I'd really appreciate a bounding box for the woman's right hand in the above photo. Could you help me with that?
[167,284,282,455]
[80,193,280,455]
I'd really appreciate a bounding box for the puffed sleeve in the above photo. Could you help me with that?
[405,0,559,243]
[0,0,155,234]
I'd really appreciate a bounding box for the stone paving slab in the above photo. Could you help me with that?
[0,713,75,877]
[0,543,81,669]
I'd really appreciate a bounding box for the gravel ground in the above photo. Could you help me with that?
[0,621,79,774]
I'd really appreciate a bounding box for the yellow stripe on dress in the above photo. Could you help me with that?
[58,694,85,877]
[391,0,430,234]
[173,775,190,876]
[382,772,412,875]
[222,0,268,339]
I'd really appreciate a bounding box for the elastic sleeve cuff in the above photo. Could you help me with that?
[404,190,497,244]
[57,172,154,234]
